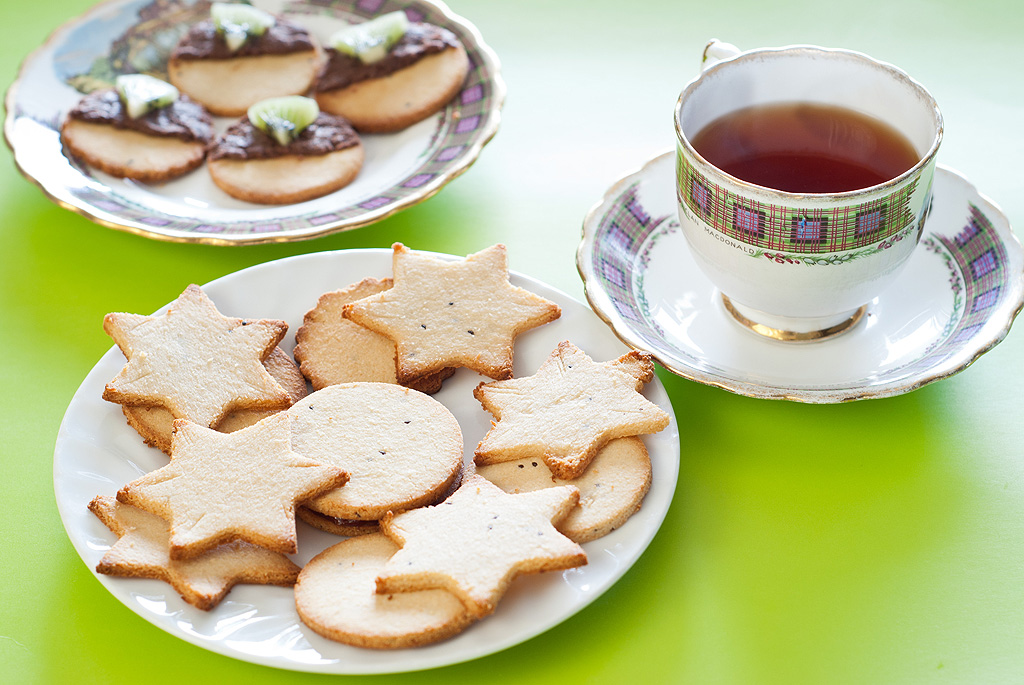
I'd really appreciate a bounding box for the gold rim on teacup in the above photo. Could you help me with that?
[721,295,867,342]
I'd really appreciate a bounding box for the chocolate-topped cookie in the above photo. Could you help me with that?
[207,96,364,204]
[315,13,469,132]
[167,4,320,116]
[61,76,214,182]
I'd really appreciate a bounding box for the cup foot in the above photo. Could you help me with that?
[721,295,867,342]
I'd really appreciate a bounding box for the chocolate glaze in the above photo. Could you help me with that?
[171,17,315,60]
[315,22,460,92]
[66,89,214,144]
[208,112,360,161]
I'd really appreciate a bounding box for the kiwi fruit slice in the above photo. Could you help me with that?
[248,96,319,145]
[211,2,276,52]
[330,10,410,64]
[115,74,180,119]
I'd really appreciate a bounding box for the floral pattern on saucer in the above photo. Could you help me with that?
[578,152,1024,402]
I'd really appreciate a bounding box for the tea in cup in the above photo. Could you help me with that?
[674,41,942,341]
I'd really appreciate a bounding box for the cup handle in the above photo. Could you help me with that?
[701,39,741,71]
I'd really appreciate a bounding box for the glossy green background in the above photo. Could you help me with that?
[2,0,1023,683]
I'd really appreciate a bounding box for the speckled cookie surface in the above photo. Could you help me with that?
[293,278,453,394]
[102,284,290,429]
[343,244,561,383]
[295,533,473,649]
[288,382,464,522]
[122,346,307,454]
[377,474,586,618]
[117,412,348,560]
[476,436,652,543]
[89,496,300,611]
[474,341,670,480]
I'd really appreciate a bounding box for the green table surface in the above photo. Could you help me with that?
[3,0,1023,683]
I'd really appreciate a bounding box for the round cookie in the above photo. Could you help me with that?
[294,278,454,394]
[207,112,364,204]
[295,533,473,649]
[315,23,469,133]
[168,17,320,116]
[122,347,307,454]
[287,383,463,522]
[296,460,467,537]
[61,122,207,182]
[61,90,213,182]
[295,507,380,537]
[207,146,364,204]
[476,436,652,543]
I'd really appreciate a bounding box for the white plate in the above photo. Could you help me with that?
[53,249,680,674]
[5,0,504,244]
[577,152,1024,402]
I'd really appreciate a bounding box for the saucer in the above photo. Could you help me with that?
[577,152,1024,402]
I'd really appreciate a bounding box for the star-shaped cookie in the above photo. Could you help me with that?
[117,412,349,560]
[103,284,291,428]
[293,278,454,394]
[474,341,670,479]
[342,244,561,382]
[121,346,309,455]
[376,474,586,618]
[88,496,301,611]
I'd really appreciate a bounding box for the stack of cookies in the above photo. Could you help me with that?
[87,243,671,649]
[473,340,670,543]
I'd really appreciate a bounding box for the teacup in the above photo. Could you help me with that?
[674,41,942,341]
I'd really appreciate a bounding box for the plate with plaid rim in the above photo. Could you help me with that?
[4,0,503,245]
[577,151,1024,402]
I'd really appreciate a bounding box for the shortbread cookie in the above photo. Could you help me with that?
[477,436,652,543]
[288,383,463,522]
[103,284,291,429]
[168,15,319,116]
[377,474,586,618]
[295,507,380,537]
[343,244,561,383]
[296,533,473,648]
[122,347,307,454]
[207,109,364,205]
[315,21,469,133]
[293,278,453,394]
[62,88,213,182]
[296,460,466,537]
[474,341,670,480]
[117,412,348,560]
[89,496,300,611]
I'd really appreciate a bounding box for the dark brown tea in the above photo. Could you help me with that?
[689,102,920,193]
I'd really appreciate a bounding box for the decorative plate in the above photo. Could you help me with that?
[53,249,680,673]
[577,152,1024,402]
[5,0,504,244]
